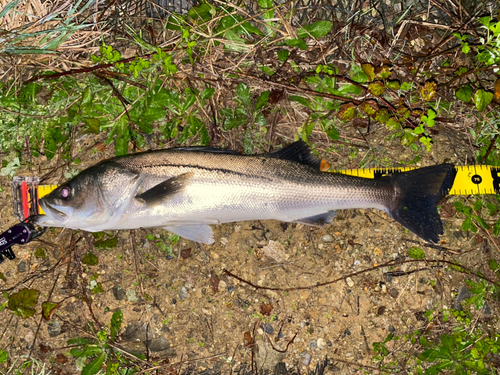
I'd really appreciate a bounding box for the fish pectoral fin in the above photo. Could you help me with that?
[163,224,214,245]
[135,172,194,207]
[293,211,337,226]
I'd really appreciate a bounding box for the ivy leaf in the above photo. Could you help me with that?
[456,85,473,103]
[368,81,385,96]
[82,251,99,266]
[473,89,493,112]
[94,237,118,250]
[386,80,400,90]
[297,21,332,39]
[361,64,375,82]
[337,103,357,122]
[42,301,60,320]
[8,288,40,318]
[420,82,437,101]
[284,38,307,50]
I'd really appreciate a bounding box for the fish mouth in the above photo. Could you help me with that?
[35,200,73,226]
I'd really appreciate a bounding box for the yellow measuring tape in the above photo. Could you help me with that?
[35,165,500,215]
[335,165,500,195]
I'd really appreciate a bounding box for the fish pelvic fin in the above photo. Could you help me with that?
[163,224,214,244]
[385,164,456,244]
[293,211,337,226]
[136,172,194,207]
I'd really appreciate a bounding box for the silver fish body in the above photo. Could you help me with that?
[34,142,455,244]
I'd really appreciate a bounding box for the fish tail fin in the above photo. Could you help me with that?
[384,164,456,243]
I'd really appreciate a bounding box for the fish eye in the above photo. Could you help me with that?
[59,186,72,199]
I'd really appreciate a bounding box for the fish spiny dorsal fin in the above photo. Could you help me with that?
[266,141,321,169]
[171,146,241,155]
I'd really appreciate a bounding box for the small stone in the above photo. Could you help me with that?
[112,285,126,300]
[317,338,327,349]
[17,261,27,273]
[345,277,354,287]
[148,336,170,352]
[301,352,312,366]
[322,234,334,243]
[126,289,140,303]
[343,328,351,337]
[263,323,274,334]
[122,322,147,342]
[278,332,284,339]
[166,255,174,260]
[218,280,227,291]
[179,287,188,300]
[227,285,234,293]
[309,340,317,350]
[387,287,399,298]
[453,287,472,310]
[47,320,61,337]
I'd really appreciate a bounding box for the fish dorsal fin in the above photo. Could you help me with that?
[266,141,321,169]
[171,146,241,155]
[136,172,193,207]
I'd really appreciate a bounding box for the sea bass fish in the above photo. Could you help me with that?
[34,141,455,244]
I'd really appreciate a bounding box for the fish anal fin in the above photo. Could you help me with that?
[136,172,193,207]
[163,224,214,244]
[266,141,321,169]
[293,211,337,226]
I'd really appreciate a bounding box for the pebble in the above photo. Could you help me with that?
[126,289,140,303]
[317,338,327,349]
[227,285,234,293]
[179,287,188,300]
[301,352,312,366]
[218,280,227,291]
[345,277,355,287]
[47,320,61,337]
[148,337,170,352]
[387,287,399,298]
[17,261,27,273]
[309,340,317,350]
[322,234,334,243]
[263,323,274,334]
[112,285,126,300]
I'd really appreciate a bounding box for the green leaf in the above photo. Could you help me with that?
[82,352,106,375]
[297,21,333,39]
[0,349,8,364]
[8,288,40,318]
[84,118,100,134]
[284,38,307,50]
[67,337,94,346]
[236,83,250,106]
[473,89,493,112]
[82,251,99,266]
[277,50,289,62]
[114,117,130,156]
[110,310,123,341]
[408,247,425,259]
[493,220,500,236]
[350,65,368,83]
[386,80,400,90]
[201,88,215,100]
[289,95,313,109]
[456,85,473,103]
[42,301,59,320]
[255,91,270,111]
[473,215,490,230]
[94,237,118,250]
